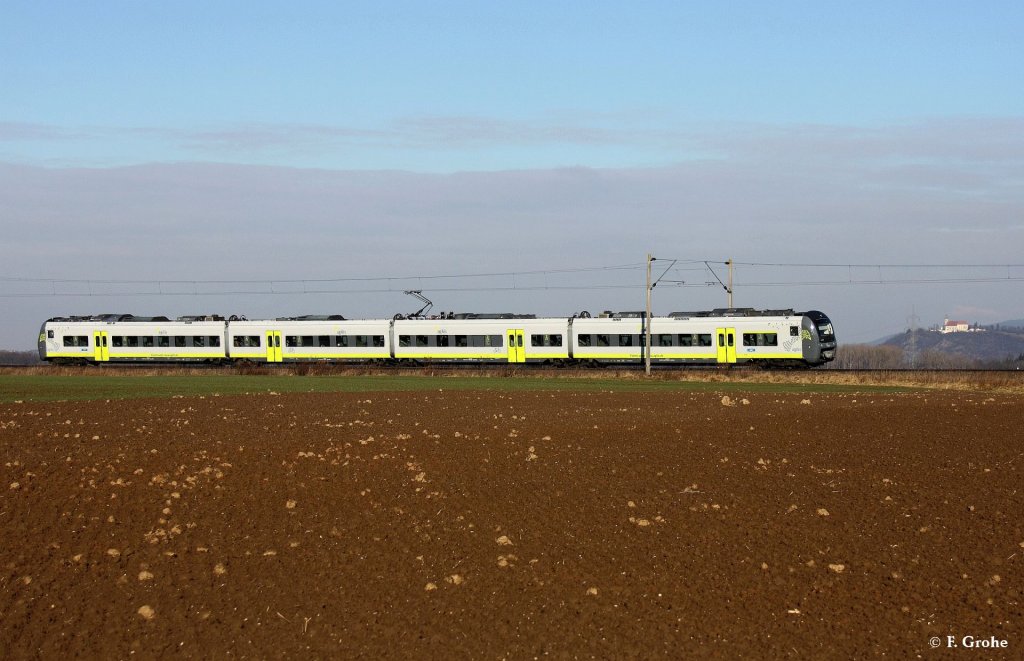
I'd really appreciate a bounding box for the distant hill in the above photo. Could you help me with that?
[882,329,1024,363]
[996,319,1024,329]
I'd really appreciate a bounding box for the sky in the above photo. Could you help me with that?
[1,1,1023,348]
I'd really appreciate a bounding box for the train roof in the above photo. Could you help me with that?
[46,314,224,323]
[46,308,826,323]
[275,314,347,321]
[447,313,537,319]
[668,308,798,318]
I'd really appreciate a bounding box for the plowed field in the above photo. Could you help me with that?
[2,388,1021,658]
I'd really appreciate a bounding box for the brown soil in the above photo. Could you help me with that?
[1,390,1021,658]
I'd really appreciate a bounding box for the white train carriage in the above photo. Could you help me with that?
[572,314,740,364]
[392,315,570,363]
[570,309,834,366]
[663,309,835,365]
[658,310,805,365]
[39,315,228,363]
[227,316,390,363]
[570,315,647,364]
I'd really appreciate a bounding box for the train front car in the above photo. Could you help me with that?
[38,314,231,364]
[37,322,49,362]
[39,316,100,364]
[800,311,837,366]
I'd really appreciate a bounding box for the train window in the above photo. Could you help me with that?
[617,334,633,347]
[335,335,349,347]
[63,336,78,347]
[299,336,313,347]
[209,336,221,347]
[125,336,138,347]
[790,326,799,336]
[472,334,502,347]
[234,336,260,347]
[415,335,429,347]
[578,334,592,347]
[437,335,450,347]
[718,334,725,347]
[318,335,330,347]
[158,337,170,348]
[112,336,124,347]
[743,333,778,347]
[286,336,298,347]
[399,335,411,347]
[48,330,54,339]
[698,334,712,347]
[455,335,468,347]
[143,336,155,347]
[531,334,543,346]
[373,336,385,347]
[549,334,562,347]
[356,336,369,347]
[192,336,205,347]
[656,334,672,347]
[517,334,523,347]
[174,336,186,348]
[596,334,610,347]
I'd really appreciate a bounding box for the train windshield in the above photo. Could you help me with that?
[817,322,834,338]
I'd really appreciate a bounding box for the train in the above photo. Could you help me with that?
[38,308,836,368]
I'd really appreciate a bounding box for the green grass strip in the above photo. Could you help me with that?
[0,374,910,403]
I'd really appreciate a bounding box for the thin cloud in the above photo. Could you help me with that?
[0,122,91,141]
[390,115,637,147]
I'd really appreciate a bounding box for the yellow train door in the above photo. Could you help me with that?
[716,327,737,364]
[506,329,525,363]
[93,331,109,362]
[266,331,282,362]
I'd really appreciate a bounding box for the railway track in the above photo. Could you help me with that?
[0,363,1020,374]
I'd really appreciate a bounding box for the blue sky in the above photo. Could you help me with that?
[2,1,1021,169]
[1,2,1023,348]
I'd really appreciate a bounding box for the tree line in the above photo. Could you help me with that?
[827,345,1024,370]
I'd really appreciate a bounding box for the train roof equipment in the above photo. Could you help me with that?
[274,315,347,321]
[448,313,537,319]
[668,308,797,318]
